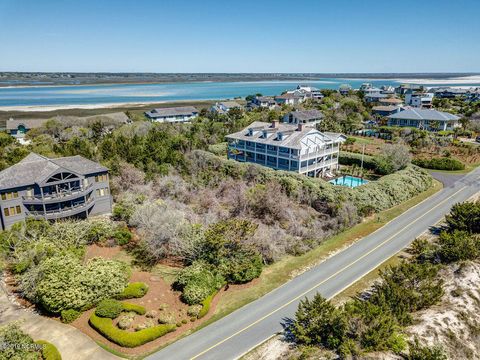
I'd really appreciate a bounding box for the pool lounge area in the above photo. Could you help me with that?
[329,175,369,188]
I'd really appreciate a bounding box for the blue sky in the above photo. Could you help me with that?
[0,0,479,73]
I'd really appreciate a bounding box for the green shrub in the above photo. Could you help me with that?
[89,313,176,347]
[437,230,480,263]
[115,282,149,299]
[60,309,82,323]
[202,219,263,284]
[122,302,146,315]
[405,338,447,360]
[95,299,123,319]
[445,201,480,234]
[113,228,132,245]
[339,151,377,170]
[175,262,224,305]
[35,255,130,313]
[187,305,202,317]
[158,312,176,324]
[412,157,465,171]
[198,292,216,319]
[35,340,62,360]
[0,323,39,359]
[289,293,347,349]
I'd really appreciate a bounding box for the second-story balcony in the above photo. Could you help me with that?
[22,183,93,204]
[27,197,95,220]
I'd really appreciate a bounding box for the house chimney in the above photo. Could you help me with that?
[272,120,279,128]
[297,123,304,131]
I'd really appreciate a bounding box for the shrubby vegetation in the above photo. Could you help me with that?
[89,313,176,348]
[115,282,149,299]
[0,322,61,360]
[412,157,465,171]
[289,200,480,358]
[0,218,132,314]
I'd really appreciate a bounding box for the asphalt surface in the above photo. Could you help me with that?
[149,167,480,360]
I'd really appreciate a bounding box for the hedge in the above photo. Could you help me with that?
[115,282,149,300]
[95,299,123,319]
[35,340,62,360]
[60,309,82,324]
[122,302,146,315]
[197,292,216,319]
[412,157,465,171]
[89,313,176,347]
[338,151,377,170]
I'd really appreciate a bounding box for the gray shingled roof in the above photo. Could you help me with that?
[145,106,198,118]
[6,118,49,131]
[220,101,241,108]
[289,109,324,121]
[226,121,342,149]
[0,153,108,190]
[388,109,460,122]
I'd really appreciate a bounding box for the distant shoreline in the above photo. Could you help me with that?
[1,72,480,88]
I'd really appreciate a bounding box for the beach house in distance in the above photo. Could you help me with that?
[387,108,460,131]
[0,153,112,230]
[226,121,346,177]
[145,106,199,123]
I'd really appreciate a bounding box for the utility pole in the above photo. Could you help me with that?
[360,144,365,179]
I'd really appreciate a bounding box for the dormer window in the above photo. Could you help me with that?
[277,132,283,141]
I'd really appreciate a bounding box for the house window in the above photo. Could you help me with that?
[15,205,21,214]
[95,174,108,182]
[96,187,109,197]
[3,208,9,217]
[1,191,19,201]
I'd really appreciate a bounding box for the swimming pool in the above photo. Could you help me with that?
[329,176,369,188]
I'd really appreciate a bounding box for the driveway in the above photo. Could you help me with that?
[0,282,120,360]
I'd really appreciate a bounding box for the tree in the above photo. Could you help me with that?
[437,230,480,263]
[459,117,470,130]
[374,143,411,175]
[445,201,480,234]
[289,293,347,350]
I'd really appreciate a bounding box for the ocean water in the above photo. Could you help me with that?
[0,78,479,108]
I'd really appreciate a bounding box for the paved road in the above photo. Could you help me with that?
[149,167,480,360]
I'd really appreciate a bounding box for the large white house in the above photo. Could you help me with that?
[226,121,346,177]
[145,106,199,123]
[405,91,433,108]
[387,108,460,131]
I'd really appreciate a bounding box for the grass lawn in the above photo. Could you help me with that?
[199,179,443,327]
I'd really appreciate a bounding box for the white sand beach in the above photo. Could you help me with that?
[396,75,480,85]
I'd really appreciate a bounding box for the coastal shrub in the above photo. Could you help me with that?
[445,201,480,234]
[187,304,203,317]
[175,261,224,305]
[122,302,146,315]
[117,313,135,330]
[412,157,465,171]
[197,292,216,319]
[35,340,62,360]
[188,150,433,216]
[437,230,480,263]
[89,313,176,347]
[95,299,123,319]
[0,323,39,360]
[289,293,347,349]
[60,309,82,323]
[113,227,132,245]
[405,338,447,360]
[35,255,130,313]
[158,312,176,324]
[339,151,377,170]
[115,282,149,299]
[202,219,263,283]
[374,143,411,175]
